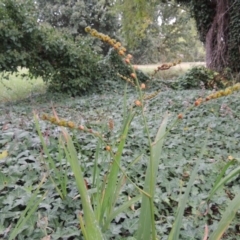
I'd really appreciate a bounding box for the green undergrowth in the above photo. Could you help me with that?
[150,66,234,91]
[176,66,232,90]
[0,85,240,239]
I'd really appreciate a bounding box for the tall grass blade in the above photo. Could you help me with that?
[211,160,235,190]
[168,133,208,240]
[79,214,88,239]
[107,195,141,227]
[208,164,240,201]
[92,140,101,188]
[137,113,168,240]
[100,111,135,225]
[102,154,143,230]
[209,192,240,240]
[62,129,104,240]
[34,115,65,199]
[9,175,47,240]
[122,83,128,123]
[57,137,68,198]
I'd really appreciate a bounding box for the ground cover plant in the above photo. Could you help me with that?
[1,28,240,240]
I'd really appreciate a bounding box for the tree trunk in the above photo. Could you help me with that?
[205,0,230,72]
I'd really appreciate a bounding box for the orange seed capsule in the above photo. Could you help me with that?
[85,26,91,32]
[194,100,201,107]
[178,113,183,119]
[79,125,84,130]
[118,50,125,56]
[205,96,211,101]
[135,100,142,107]
[130,73,136,79]
[113,44,119,49]
[125,58,130,64]
[105,145,111,151]
[67,121,75,128]
[140,83,146,89]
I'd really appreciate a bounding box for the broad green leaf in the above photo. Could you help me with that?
[62,129,105,240]
[137,113,168,240]
[168,132,208,240]
[209,192,240,240]
[9,175,47,240]
[34,115,66,199]
[100,111,135,227]
[208,164,240,201]
[105,195,141,229]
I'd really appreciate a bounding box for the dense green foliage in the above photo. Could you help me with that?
[36,0,117,36]
[176,66,230,90]
[1,83,240,238]
[36,0,119,55]
[176,0,215,42]
[1,0,240,238]
[0,0,102,96]
[116,1,205,63]
[35,0,205,63]
[0,0,37,72]
[0,0,149,96]
[121,0,240,72]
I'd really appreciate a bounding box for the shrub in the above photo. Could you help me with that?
[36,28,101,96]
[0,0,110,96]
[176,66,230,90]
[1,1,150,96]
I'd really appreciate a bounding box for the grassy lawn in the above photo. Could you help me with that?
[0,68,46,103]
[138,62,206,79]
[0,66,240,239]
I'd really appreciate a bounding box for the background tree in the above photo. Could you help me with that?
[176,0,240,73]
[35,0,119,54]
[36,0,205,63]
[119,0,240,72]
[0,0,146,96]
[0,0,101,95]
[115,0,205,63]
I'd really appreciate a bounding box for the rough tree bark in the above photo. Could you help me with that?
[205,0,230,72]
[176,0,240,73]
